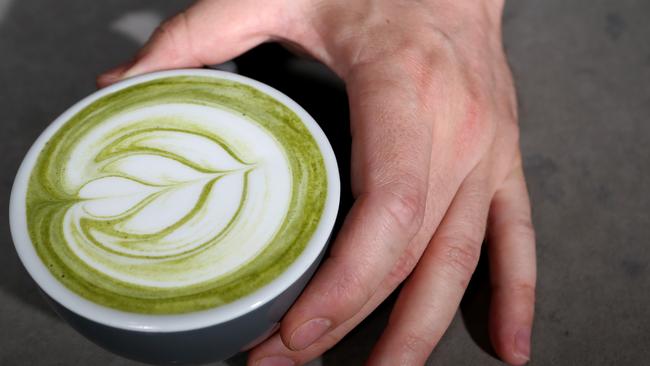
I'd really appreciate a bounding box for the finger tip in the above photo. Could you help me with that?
[512,328,531,363]
[96,59,138,88]
[95,74,117,89]
[96,68,128,88]
[504,354,530,366]
[279,318,305,351]
[252,355,295,366]
[120,66,142,79]
[277,325,294,350]
[247,334,296,366]
[490,326,531,366]
[488,292,534,365]
[287,318,332,351]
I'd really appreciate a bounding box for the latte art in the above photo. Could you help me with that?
[66,106,291,286]
[27,76,327,313]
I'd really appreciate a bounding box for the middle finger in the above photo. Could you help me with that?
[368,166,492,365]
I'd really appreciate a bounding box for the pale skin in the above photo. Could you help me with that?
[98,0,536,365]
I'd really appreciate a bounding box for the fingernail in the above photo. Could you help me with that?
[121,63,141,79]
[289,318,331,350]
[514,328,531,362]
[256,355,295,366]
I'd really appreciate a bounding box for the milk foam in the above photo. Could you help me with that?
[26,75,328,314]
[62,104,292,287]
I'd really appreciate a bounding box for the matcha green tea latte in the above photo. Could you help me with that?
[25,74,327,314]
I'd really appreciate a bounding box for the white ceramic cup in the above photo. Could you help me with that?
[9,69,340,364]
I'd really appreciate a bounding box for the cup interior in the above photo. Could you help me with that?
[9,69,340,332]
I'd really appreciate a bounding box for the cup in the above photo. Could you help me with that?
[9,69,340,364]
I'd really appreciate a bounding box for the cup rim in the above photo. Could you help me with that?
[9,69,340,332]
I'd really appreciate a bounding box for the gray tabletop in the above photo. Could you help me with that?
[1,0,648,365]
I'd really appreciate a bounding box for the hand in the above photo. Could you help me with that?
[98,0,536,365]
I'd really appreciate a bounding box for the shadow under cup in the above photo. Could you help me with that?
[9,69,340,364]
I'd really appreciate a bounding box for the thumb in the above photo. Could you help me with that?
[97,0,286,87]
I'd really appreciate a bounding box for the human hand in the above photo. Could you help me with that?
[98,0,536,365]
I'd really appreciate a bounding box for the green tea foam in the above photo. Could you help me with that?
[26,75,327,314]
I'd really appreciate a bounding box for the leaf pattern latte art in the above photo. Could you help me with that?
[26,76,328,313]
[75,129,252,260]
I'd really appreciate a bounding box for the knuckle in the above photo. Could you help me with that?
[495,281,536,304]
[322,259,372,311]
[155,14,181,41]
[158,16,175,33]
[149,12,198,61]
[402,331,432,356]
[513,216,536,240]
[391,41,453,105]
[436,234,482,288]
[387,249,420,284]
[500,215,535,243]
[164,10,191,32]
[380,187,426,236]
[512,281,536,298]
[148,18,178,50]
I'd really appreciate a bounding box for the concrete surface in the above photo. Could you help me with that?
[1,0,648,365]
